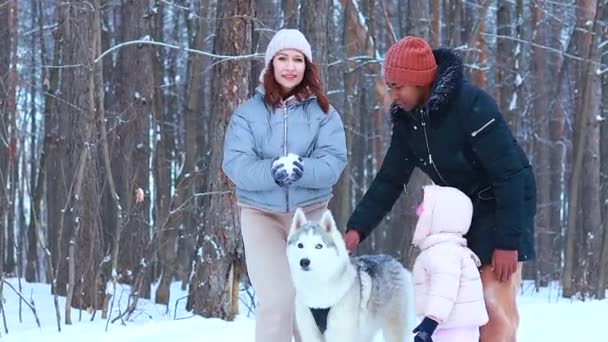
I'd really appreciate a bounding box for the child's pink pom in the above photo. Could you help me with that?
[416,202,424,217]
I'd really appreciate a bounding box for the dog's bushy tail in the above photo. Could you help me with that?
[402,268,417,333]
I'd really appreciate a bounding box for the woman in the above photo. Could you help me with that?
[222,29,347,342]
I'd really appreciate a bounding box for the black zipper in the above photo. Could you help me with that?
[419,108,450,186]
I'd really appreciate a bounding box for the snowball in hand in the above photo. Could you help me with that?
[275,153,301,177]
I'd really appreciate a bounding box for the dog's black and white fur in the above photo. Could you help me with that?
[286,208,416,342]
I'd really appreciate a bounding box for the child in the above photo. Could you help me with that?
[412,185,489,342]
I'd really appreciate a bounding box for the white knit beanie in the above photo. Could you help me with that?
[264,29,313,67]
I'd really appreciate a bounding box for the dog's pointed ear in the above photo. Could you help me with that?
[319,210,336,233]
[291,207,307,231]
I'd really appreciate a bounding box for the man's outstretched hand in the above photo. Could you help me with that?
[344,230,361,255]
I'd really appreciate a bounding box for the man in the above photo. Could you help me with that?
[344,36,536,342]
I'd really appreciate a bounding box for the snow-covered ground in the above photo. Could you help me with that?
[0,278,605,341]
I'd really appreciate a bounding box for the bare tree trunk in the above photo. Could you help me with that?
[0,0,18,276]
[41,1,64,288]
[177,0,214,290]
[514,0,526,140]
[0,0,10,277]
[8,0,18,276]
[431,0,440,46]
[98,0,117,254]
[336,0,361,233]
[251,0,280,92]
[18,146,26,282]
[25,0,43,283]
[153,2,178,306]
[579,0,604,297]
[396,0,432,268]
[282,0,298,28]
[598,0,608,300]
[581,107,602,297]
[300,0,330,85]
[445,0,463,47]
[397,0,407,37]
[471,22,487,88]
[325,3,343,223]
[371,0,397,255]
[47,2,70,296]
[99,0,115,112]
[464,0,490,87]
[405,0,430,36]
[562,0,599,298]
[188,0,253,320]
[335,0,382,232]
[92,0,122,320]
[548,2,566,287]
[111,0,154,297]
[189,0,217,292]
[495,0,520,130]
[530,1,553,287]
[358,1,379,252]
[60,0,105,321]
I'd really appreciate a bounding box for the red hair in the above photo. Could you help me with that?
[263,58,330,113]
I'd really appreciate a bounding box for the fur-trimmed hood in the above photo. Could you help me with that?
[390,48,464,121]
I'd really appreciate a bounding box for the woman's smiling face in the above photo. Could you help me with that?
[272,49,306,94]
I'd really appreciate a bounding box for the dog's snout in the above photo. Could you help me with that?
[300,258,310,268]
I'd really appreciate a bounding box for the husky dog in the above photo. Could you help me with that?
[286,208,416,342]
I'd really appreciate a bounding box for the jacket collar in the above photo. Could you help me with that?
[390,48,464,122]
[255,85,317,109]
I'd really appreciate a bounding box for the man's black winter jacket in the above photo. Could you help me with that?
[346,48,536,266]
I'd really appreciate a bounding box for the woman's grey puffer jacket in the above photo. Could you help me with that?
[222,86,347,213]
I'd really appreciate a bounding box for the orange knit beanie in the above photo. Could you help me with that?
[383,36,437,86]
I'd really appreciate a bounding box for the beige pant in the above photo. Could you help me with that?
[240,203,327,342]
[479,262,523,342]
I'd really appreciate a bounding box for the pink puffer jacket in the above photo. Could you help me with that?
[412,185,489,329]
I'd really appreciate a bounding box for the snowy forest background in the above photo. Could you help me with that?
[0,0,607,327]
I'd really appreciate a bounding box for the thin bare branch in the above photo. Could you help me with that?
[193,190,232,197]
[482,32,605,66]
[94,39,263,64]
[41,63,84,69]
[1,279,41,328]
[160,0,192,12]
